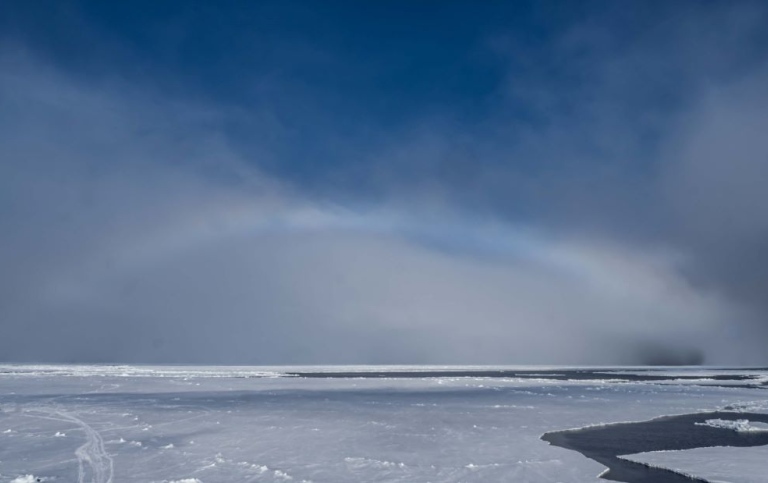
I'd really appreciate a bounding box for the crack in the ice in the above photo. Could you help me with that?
[24,408,114,483]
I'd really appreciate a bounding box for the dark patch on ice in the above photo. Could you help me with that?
[542,411,768,483]
[286,368,767,388]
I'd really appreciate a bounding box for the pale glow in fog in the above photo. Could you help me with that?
[0,47,763,365]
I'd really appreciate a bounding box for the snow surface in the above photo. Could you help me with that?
[621,446,768,483]
[10,477,50,483]
[721,399,768,414]
[695,418,768,432]
[603,368,768,387]
[1,365,767,482]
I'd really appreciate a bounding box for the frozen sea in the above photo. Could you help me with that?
[1,365,767,483]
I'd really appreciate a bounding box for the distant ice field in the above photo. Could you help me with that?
[1,365,767,482]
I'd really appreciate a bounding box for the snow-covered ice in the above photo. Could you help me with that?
[695,418,768,432]
[10,477,51,483]
[1,365,767,482]
[621,445,768,483]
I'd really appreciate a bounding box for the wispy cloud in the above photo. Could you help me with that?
[1,2,767,364]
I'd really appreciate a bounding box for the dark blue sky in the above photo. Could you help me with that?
[4,1,573,109]
[3,1,724,195]
[2,1,768,364]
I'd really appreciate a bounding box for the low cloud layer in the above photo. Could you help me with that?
[2,2,768,365]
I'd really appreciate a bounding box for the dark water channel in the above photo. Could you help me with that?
[287,368,768,394]
[287,368,765,387]
[542,411,768,482]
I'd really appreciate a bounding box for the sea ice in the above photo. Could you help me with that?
[695,418,768,432]
[1,365,766,482]
[621,445,768,483]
